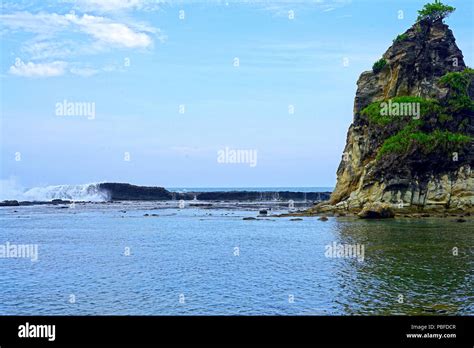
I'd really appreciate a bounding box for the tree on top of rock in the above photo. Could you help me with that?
[417,0,455,23]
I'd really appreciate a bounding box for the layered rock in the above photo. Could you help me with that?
[314,19,473,216]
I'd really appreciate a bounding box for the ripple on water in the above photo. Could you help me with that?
[0,207,472,315]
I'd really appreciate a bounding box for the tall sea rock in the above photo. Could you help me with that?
[316,19,473,215]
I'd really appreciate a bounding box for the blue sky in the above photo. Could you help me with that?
[0,0,472,190]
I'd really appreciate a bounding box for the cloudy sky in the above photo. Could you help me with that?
[0,0,472,190]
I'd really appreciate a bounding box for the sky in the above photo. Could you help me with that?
[0,0,473,191]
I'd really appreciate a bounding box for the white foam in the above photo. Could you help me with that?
[0,181,109,202]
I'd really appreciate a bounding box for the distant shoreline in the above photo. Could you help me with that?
[0,182,332,207]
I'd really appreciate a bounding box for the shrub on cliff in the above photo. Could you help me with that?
[438,68,474,113]
[361,96,439,126]
[372,58,386,74]
[417,0,455,23]
[376,124,471,160]
[393,33,408,43]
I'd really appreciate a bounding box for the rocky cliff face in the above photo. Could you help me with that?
[317,19,473,215]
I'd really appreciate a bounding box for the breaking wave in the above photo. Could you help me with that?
[1,182,109,202]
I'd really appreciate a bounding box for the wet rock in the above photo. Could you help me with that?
[290,218,303,221]
[243,217,257,220]
[358,203,395,219]
[318,216,329,221]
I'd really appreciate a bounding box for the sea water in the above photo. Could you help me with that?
[0,202,472,315]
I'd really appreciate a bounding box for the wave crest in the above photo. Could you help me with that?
[15,183,109,202]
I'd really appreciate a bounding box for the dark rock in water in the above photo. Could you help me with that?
[318,216,329,221]
[243,217,257,220]
[143,214,149,217]
[0,200,20,207]
[98,182,331,203]
[52,199,70,204]
[455,218,466,223]
[99,183,172,201]
[358,203,395,219]
[259,209,268,215]
[290,218,303,221]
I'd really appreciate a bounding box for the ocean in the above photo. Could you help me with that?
[0,199,472,315]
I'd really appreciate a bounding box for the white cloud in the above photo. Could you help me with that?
[78,0,141,10]
[75,0,155,11]
[0,11,70,34]
[0,12,157,49]
[21,39,77,60]
[9,59,67,77]
[66,13,153,48]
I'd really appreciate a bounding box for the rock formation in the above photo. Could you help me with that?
[313,17,473,216]
[98,183,331,202]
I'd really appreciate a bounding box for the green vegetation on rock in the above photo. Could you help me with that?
[417,0,455,23]
[372,68,473,160]
[393,33,408,43]
[439,68,474,113]
[361,96,438,126]
[439,68,474,93]
[372,58,387,74]
[377,125,471,160]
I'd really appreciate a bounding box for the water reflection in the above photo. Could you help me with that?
[331,219,474,315]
